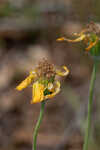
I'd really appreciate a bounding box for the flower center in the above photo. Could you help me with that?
[36,58,56,79]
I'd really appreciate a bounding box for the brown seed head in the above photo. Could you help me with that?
[36,58,56,79]
[85,22,100,35]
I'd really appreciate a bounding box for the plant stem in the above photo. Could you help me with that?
[83,61,98,150]
[33,101,45,150]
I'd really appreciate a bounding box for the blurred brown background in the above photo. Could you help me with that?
[0,0,100,150]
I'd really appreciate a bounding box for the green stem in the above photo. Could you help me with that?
[83,61,98,150]
[33,101,45,150]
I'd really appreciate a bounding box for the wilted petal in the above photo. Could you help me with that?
[77,29,87,36]
[16,72,37,91]
[56,66,69,76]
[31,82,45,103]
[86,38,99,51]
[56,37,66,41]
[44,81,60,99]
[65,34,86,42]
[57,34,86,43]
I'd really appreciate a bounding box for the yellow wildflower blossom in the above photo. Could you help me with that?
[16,58,69,103]
[57,22,100,55]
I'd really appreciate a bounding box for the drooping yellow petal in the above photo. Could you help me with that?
[76,29,87,36]
[85,38,99,51]
[57,34,86,43]
[56,37,66,41]
[56,66,69,76]
[44,81,60,99]
[31,82,45,104]
[64,34,86,42]
[16,71,37,91]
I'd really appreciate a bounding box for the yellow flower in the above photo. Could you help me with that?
[57,22,100,53]
[16,58,69,103]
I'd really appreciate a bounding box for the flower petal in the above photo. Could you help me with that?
[74,29,87,36]
[16,71,37,91]
[44,81,60,99]
[56,37,66,41]
[85,38,99,51]
[31,82,45,104]
[57,34,86,43]
[56,66,69,76]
